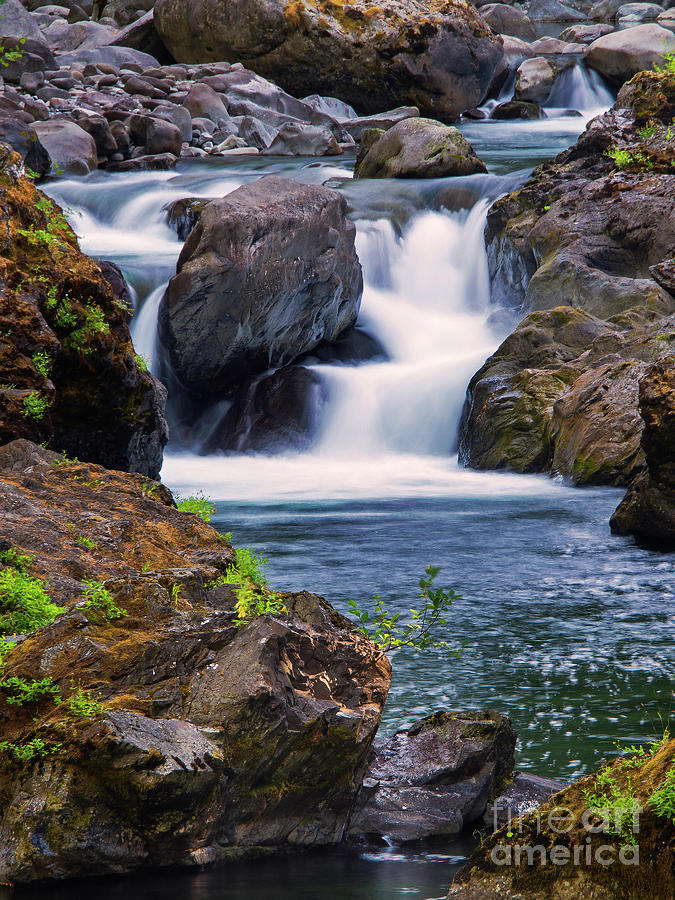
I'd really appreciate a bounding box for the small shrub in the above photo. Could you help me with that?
[66,685,104,718]
[649,769,675,824]
[31,351,51,379]
[349,565,463,656]
[21,392,49,421]
[0,569,64,635]
[0,675,61,707]
[637,121,657,140]
[176,494,216,523]
[0,738,61,761]
[223,546,286,624]
[582,766,639,843]
[134,354,149,373]
[655,51,675,75]
[0,548,33,573]
[82,580,126,621]
[75,535,97,551]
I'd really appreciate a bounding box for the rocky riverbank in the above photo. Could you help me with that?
[459,68,675,544]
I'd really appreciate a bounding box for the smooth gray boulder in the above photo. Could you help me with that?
[182,82,231,126]
[480,3,536,41]
[43,18,117,50]
[158,176,363,394]
[302,94,357,120]
[31,118,98,173]
[338,107,420,142]
[515,56,559,101]
[55,44,159,69]
[615,2,663,28]
[585,24,675,84]
[354,117,487,179]
[559,23,615,43]
[262,121,341,156]
[0,0,44,40]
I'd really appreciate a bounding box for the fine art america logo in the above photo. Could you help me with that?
[490,801,642,867]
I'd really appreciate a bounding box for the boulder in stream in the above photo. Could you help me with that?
[585,23,675,85]
[347,710,517,842]
[354,118,487,179]
[158,176,363,394]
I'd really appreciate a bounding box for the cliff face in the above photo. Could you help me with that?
[0,144,168,477]
[0,440,392,884]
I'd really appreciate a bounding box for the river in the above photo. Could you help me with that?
[34,67,674,900]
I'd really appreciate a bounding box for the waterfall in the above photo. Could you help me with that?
[544,65,615,116]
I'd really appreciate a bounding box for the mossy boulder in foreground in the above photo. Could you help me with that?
[0,440,392,883]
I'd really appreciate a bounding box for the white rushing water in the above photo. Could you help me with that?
[44,88,615,502]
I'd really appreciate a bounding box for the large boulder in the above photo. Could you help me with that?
[0,117,50,174]
[585,24,675,85]
[611,358,675,545]
[31,118,98,174]
[0,0,45,40]
[158,176,363,394]
[153,0,504,121]
[514,56,560,101]
[479,3,536,41]
[347,710,517,843]
[0,440,392,883]
[354,117,487,179]
[0,145,168,476]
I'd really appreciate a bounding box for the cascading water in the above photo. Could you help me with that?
[544,63,614,116]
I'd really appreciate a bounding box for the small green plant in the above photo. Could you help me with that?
[637,121,657,140]
[0,636,12,668]
[0,675,61,707]
[21,392,49,421]
[31,351,51,379]
[648,769,675,824]
[53,299,78,330]
[349,565,463,656]
[66,685,104,718]
[176,494,216,523]
[52,450,79,467]
[0,548,33,573]
[170,584,182,604]
[0,35,25,69]
[655,51,675,75]
[223,547,286,624]
[75,535,98,551]
[605,144,653,170]
[65,302,110,352]
[82,580,127,621]
[134,354,149,373]
[0,569,64,635]
[582,766,639,843]
[0,737,61,761]
[45,285,60,310]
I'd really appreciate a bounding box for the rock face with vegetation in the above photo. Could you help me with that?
[610,357,675,545]
[459,70,675,488]
[0,440,392,883]
[0,144,168,477]
[153,0,504,121]
[354,117,487,178]
[449,736,675,899]
[347,710,517,842]
[158,175,363,395]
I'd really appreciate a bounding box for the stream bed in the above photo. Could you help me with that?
[36,79,675,899]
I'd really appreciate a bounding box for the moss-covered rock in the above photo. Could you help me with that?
[0,440,392,883]
[0,144,168,477]
[449,737,675,899]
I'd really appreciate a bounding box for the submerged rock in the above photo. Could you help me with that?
[158,176,363,394]
[354,118,487,179]
[0,145,168,477]
[484,772,566,829]
[610,358,675,546]
[347,710,516,843]
[153,0,504,122]
[0,440,392,884]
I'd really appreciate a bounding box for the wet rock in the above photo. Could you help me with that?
[559,22,616,43]
[0,145,168,475]
[514,56,560,102]
[205,366,328,453]
[615,1,663,28]
[585,24,675,85]
[354,117,487,179]
[145,116,182,155]
[154,0,504,122]
[303,94,357,119]
[0,36,56,83]
[480,4,536,41]
[158,176,363,394]
[339,107,420,141]
[300,326,388,366]
[236,114,278,150]
[0,116,50,174]
[491,99,543,119]
[659,9,675,32]
[164,196,209,239]
[31,117,98,174]
[525,0,584,20]
[347,710,517,843]
[0,441,392,883]
[182,81,231,126]
[106,151,177,170]
[610,358,675,545]
[263,121,341,156]
[484,772,567,829]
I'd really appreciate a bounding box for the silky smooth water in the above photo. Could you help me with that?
[35,92,675,899]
